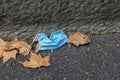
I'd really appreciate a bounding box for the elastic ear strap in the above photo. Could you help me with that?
[30,36,36,46]
[27,36,37,54]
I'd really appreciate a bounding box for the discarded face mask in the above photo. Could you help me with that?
[36,30,68,50]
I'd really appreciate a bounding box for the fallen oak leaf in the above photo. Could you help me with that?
[68,32,91,46]
[20,53,51,68]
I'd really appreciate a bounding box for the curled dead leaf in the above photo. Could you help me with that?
[10,39,31,56]
[0,38,31,63]
[0,39,18,63]
[0,39,8,47]
[68,32,91,46]
[0,39,10,50]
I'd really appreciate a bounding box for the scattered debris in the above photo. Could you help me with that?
[85,72,89,75]
[68,44,71,48]
[116,44,120,47]
[0,31,91,68]
[96,44,101,48]
[85,47,91,51]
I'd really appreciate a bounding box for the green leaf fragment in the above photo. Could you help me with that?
[96,44,101,48]
[68,44,71,48]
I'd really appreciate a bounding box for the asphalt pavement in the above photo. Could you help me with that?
[0,33,119,80]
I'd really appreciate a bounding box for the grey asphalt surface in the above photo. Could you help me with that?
[0,33,119,80]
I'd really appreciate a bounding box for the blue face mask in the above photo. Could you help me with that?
[36,30,68,50]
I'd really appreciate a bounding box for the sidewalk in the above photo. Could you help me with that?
[0,33,119,80]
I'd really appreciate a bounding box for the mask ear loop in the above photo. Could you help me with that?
[27,36,37,55]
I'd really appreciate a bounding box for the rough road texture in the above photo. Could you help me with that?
[0,0,120,38]
[0,33,119,80]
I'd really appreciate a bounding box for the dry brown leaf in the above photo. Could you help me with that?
[2,50,18,63]
[0,39,10,50]
[0,39,8,47]
[1,38,31,55]
[68,32,91,46]
[0,38,31,63]
[0,39,18,63]
[10,39,31,56]
[20,53,51,68]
